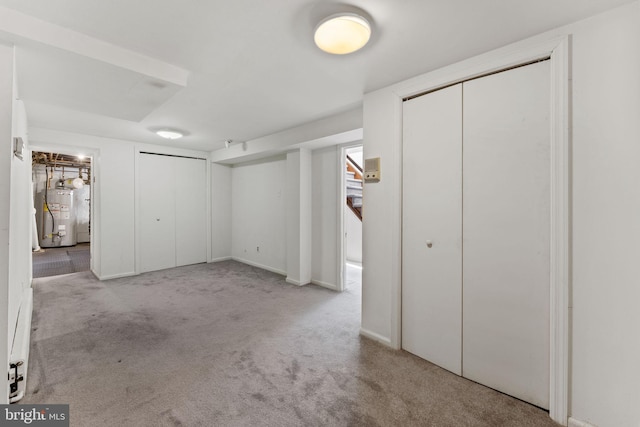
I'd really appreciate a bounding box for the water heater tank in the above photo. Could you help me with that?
[39,189,77,248]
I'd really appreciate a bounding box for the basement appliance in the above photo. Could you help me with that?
[39,188,77,248]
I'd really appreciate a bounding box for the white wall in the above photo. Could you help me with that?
[0,44,33,405]
[8,57,32,358]
[362,85,400,344]
[211,163,232,261]
[28,127,209,280]
[311,146,339,288]
[231,156,287,274]
[345,209,362,264]
[569,4,640,427]
[285,149,312,285]
[362,2,640,426]
[29,128,135,279]
[0,42,14,404]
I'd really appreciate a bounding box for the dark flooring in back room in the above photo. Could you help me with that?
[32,243,90,278]
[25,260,558,427]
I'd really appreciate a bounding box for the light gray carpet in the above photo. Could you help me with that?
[25,261,558,426]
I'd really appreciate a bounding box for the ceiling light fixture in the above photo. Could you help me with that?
[314,13,371,55]
[156,129,184,140]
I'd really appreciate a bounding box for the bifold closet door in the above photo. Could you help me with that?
[139,153,177,273]
[402,84,463,375]
[462,60,551,409]
[175,157,207,266]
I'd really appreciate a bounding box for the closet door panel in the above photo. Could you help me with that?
[462,61,551,408]
[175,157,207,266]
[139,153,176,273]
[402,84,463,375]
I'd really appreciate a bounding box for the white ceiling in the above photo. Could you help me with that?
[0,0,633,151]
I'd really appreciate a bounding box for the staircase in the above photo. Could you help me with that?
[346,155,363,221]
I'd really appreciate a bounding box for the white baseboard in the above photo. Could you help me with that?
[360,328,392,347]
[209,256,232,263]
[311,279,339,291]
[232,257,287,276]
[286,277,304,286]
[568,417,598,427]
[98,271,137,281]
[286,277,313,286]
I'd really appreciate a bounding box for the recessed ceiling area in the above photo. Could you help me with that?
[0,0,633,151]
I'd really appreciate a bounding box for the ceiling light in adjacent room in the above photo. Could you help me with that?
[156,129,184,140]
[314,13,371,55]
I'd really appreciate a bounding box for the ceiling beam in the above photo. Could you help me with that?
[0,6,189,87]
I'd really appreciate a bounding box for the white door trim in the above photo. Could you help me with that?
[29,142,100,278]
[337,145,347,292]
[393,35,570,425]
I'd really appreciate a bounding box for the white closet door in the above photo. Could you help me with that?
[175,157,207,266]
[139,153,177,273]
[462,61,551,408]
[402,84,463,375]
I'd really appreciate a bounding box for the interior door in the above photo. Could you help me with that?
[175,157,207,266]
[402,84,463,375]
[139,153,176,273]
[462,61,551,408]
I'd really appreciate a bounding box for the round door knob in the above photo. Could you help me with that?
[156,218,160,221]
[426,240,433,248]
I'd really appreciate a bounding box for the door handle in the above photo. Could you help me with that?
[426,240,433,248]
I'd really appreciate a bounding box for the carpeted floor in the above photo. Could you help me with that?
[25,261,558,426]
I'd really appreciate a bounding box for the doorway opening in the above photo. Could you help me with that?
[31,151,92,278]
[341,144,363,292]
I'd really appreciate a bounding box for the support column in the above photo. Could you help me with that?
[286,148,312,285]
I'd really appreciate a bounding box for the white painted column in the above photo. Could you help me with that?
[286,149,312,285]
[210,163,232,261]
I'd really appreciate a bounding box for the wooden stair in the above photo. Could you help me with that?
[346,155,362,221]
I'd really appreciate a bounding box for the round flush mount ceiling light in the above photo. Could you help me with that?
[314,13,371,55]
[156,129,184,140]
